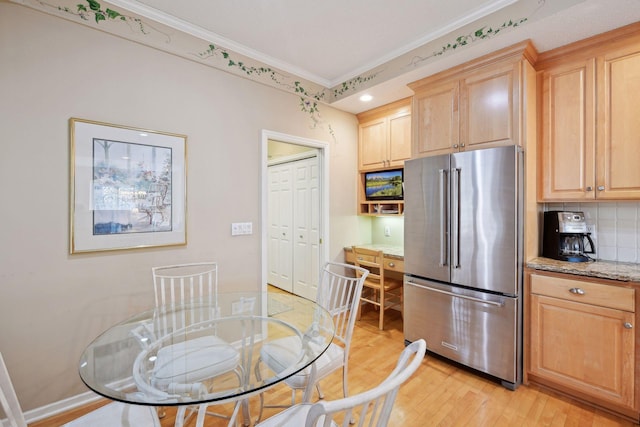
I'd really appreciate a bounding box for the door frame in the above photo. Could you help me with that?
[261,129,329,293]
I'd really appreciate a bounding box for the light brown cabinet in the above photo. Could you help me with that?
[538,23,640,201]
[356,98,410,216]
[409,41,536,158]
[527,270,638,419]
[357,98,411,171]
[411,80,458,157]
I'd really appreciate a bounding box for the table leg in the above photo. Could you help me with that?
[302,363,318,403]
[241,398,251,426]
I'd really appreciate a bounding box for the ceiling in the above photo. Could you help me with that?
[72,0,640,113]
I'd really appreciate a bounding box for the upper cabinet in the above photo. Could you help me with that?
[538,57,596,200]
[356,98,410,216]
[409,41,537,158]
[356,98,411,171]
[410,80,459,157]
[538,23,640,201]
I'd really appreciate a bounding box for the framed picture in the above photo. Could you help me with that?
[70,118,187,253]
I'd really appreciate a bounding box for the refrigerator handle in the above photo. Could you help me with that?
[439,169,448,266]
[452,167,461,269]
[406,280,505,307]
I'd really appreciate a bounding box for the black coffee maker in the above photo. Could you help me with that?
[543,211,595,262]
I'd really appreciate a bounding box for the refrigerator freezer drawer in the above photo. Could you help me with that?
[404,277,520,386]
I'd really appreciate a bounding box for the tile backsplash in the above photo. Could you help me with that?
[544,202,640,263]
[368,202,640,263]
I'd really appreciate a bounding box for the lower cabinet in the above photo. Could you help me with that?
[527,271,638,420]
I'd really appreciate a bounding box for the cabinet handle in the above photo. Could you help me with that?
[569,287,585,295]
[453,144,459,149]
[388,262,395,268]
[624,322,633,329]
[597,185,605,191]
[586,186,593,191]
[460,143,465,147]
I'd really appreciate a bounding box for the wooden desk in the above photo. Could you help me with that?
[344,245,405,278]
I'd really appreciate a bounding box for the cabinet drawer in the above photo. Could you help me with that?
[531,273,635,312]
[384,258,404,273]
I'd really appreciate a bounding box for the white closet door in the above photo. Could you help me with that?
[292,157,320,300]
[267,164,293,292]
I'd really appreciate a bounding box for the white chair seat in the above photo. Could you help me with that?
[260,337,344,389]
[152,336,239,388]
[62,401,161,427]
[256,403,334,427]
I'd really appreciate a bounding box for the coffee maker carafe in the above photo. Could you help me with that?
[543,211,595,262]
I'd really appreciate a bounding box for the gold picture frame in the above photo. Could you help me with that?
[70,118,187,253]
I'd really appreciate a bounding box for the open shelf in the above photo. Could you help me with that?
[358,201,404,216]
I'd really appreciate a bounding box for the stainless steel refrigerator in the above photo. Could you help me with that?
[403,145,523,389]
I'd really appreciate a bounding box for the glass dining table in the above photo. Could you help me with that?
[78,291,334,425]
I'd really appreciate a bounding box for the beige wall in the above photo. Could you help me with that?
[0,3,365,413]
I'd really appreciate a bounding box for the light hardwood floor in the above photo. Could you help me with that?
[30,302,637,426]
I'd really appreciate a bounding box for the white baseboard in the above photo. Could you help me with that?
[18,390,102,425]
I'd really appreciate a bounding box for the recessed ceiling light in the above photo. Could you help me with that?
[139,133,148,137]
[359,94,373,102]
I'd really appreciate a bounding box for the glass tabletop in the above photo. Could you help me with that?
[78,291,334,406]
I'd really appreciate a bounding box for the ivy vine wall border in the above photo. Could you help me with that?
[11,0,580,139]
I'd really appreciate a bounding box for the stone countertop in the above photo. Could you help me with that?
[527,257,640,282]
[344,244,404,260]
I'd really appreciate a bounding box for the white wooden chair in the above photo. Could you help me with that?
[257,262,369,421]
[255,339,426,427]
[150,262,242,427]
[0,352,161,427]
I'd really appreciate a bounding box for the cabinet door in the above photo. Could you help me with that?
[387,111,411,167]
[597,44,640,199]
[460,62,517,150]
[358,117,387,170]
[530,294,635,408]
[539,59,596,200]
[412,80,459,157]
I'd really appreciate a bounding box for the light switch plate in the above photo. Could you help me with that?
[231,222,253,236]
